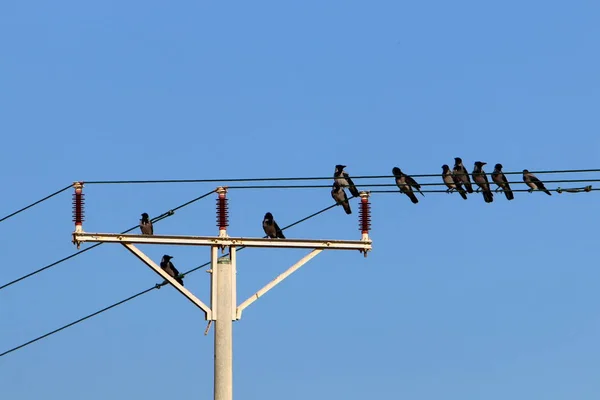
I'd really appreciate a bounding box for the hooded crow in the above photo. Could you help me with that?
[160,255,184,286]
[442,164,468,200]
[263,212,285,239]
[331,182,352,214]
[491,163,514,200]
[392,167,422,204]
[453,157,474,193]
[334,165,360,198]
[523,169,552,195]
[139,213,154,235]
[472,161,494,203]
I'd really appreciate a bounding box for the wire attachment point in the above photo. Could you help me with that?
[556,185,593,194]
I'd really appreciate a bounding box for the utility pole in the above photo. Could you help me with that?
[71,183,372,400]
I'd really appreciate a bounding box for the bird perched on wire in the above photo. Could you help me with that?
[139,213,153,235]
[472,161,494,203]
[331,182,352,214]
[263,212,285,239]
[491,163,514,200]
[334,164,360,198]
[453,157,474,193]
[441,164,467,200]
[523,169,552,195]
[392,167,423,204]
[160,255,184,286]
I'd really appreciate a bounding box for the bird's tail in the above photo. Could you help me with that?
[408,192,419,204]
[464,182,474,193]
[504,189,514,200]
[349,186,360,198]
[176,277,184,286]
[483,190,494,203]
[458,188,468,200]
[278,230,286,239]
[543,189,552,196]
[416,187,425,197]
[343,201,352,214]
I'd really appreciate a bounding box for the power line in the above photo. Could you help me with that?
[0,184,72,224]
[0,198,346,358]
[369,187,600,194]
[0,287,155,358]
[82,168,600,185]
[0,190,216,292]
[224,178,600,190]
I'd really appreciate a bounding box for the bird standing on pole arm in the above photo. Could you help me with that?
[334,165,360,198]
[392,167,423,204]
[263,212,285,239]
[472,161,494,203]
[331,182,352,214]
[453,157,474,193]
[523,169,552,195]
[442,164,468,200]
[160,255,184,286]
[139,213,153,235]
[491,164,514,200]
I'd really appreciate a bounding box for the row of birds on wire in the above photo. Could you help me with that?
[331,160,555,210]
[135,159,576,285]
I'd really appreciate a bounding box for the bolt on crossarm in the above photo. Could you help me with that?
[70,185,373,400]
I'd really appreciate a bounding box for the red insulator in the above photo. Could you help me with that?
[358,196,371,233]
[216,192,229,229]
[72,183,85,225]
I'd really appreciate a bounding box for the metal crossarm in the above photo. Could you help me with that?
[72,232,372,251]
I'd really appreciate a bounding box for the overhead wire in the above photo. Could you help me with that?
[223,178,600,190]
[0,197,352,358]
[369,188,600,194]
[2,170,597,228]
[0,190,216,291]
[0,184,72,224]
[82,168,600,185]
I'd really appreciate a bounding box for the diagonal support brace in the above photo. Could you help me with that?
[236,249,323,320]
[121,243,212,320]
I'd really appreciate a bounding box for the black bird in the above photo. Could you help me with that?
[523,169,552,195]
[453,157,474,193]
[331,182,352,214]
[491,163,514,200]
[139,212,153,235]
[441,164,468,200]
[263,212,285,239]
[160,255,184,286]
[472,161,494,203]
[334,164,360,198]
[392,167,423,204]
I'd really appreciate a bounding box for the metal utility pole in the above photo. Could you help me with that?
[71,183,372,400]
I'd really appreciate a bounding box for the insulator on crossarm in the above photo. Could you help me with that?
[358,191,371,257]
[72,181,85,233]
[216,186,229,238]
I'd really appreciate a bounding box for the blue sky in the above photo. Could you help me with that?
[2,1,600,399]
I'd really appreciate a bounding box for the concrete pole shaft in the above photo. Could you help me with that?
[214,247,233,400]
